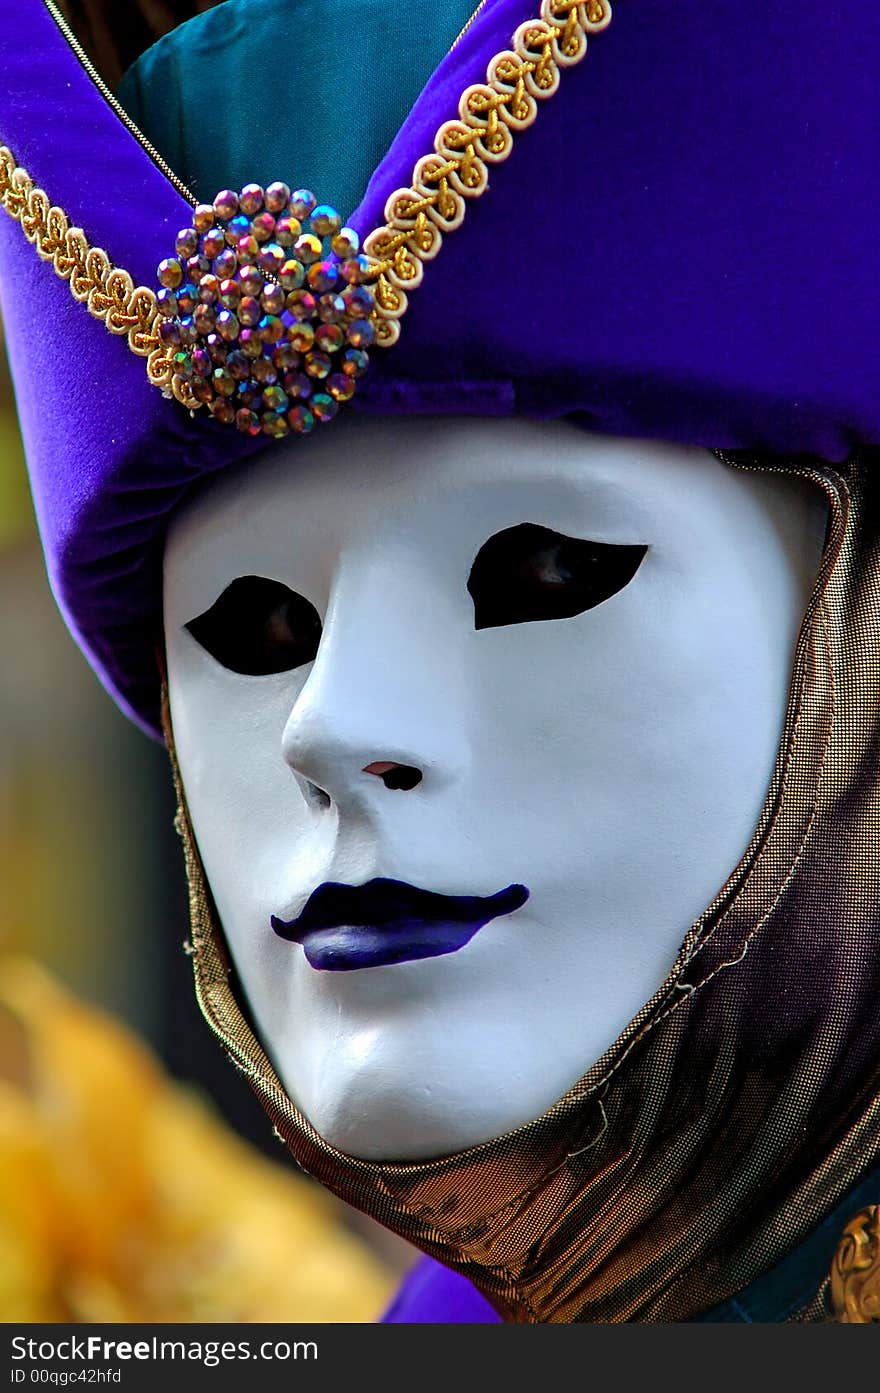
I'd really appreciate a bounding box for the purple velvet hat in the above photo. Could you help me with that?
[1,0,878,736]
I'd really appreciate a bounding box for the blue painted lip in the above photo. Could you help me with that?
[270,877,530,971]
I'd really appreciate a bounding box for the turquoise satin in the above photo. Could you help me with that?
[117,0,478,216]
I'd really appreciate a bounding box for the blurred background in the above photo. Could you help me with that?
[0,318,405,1321]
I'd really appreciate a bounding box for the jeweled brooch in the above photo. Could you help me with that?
[156,185,373,439]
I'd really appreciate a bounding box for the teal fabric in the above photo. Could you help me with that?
[117,0,478,217]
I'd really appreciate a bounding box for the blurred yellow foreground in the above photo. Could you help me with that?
[0,958,394,1322]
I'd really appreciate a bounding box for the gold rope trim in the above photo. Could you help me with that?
[0,144,188,402]
[830,1206,880,1322]
[363,0,613,346]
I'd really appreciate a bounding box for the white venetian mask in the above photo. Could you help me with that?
[163,417,825,1159]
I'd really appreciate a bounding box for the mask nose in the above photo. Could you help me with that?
[279,548,465,811]
[280,678,429,812]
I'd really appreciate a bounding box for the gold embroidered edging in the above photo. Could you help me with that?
[363,0,613,345]
[0,144,186,402]
[830,1206,880,1322]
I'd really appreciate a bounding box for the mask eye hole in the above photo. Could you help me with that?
[185,576,322,675]
[467,523,648,630]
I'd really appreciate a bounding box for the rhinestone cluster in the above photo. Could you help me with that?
[155,184,375,438]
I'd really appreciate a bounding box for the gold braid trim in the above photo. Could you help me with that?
[829,1206,880,1322]
[364,0,613,346]
[0,144,195,404]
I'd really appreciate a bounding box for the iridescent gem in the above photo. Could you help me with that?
[193,204,215,233]
[265,181,292,213]
[304,350,331,379]
[236,407,262,436]
[262,385,289,412]
[317,293,346,323]
[176,284,197,314]
[240,183,265,215]
[251,357,278,385]
[257,243,286,276]
[346,318,375,348]
[238,296,262,327]
[311,204,342,237]
[194,304,216,334]
[293,232,322,265]
[198,274,220,304]
[172,349,192,375]
[289,322,315,352]
[227,350,251,380]
[290,189,317,219]
[205,333,227,363]
[214,248,238,280]
[283,371,312,400]
[175,227,199,259]
[216,310,240,341]
[279,259,305,291]
[307,259,339,294]
[227,213,251,244]
[238,385,263,409]
[342,285,375,317]
[239,328,263,358]
[213,189,240,220]
[158,318,181,346]
[311,392,338,423]
[238,266,264,298]
[327,372,356,402]
[236,234,259,264]
[185,254,210,284]
[275,216,302,247]
[202,227,226,259]
[342,348,370,378]
[192,378,214,404]
[340,254,372,284]
[286,290,316,319]
[261,283,285,315]
[262,411,290,438]
[219,278,241,308]
[272,343,299,371]
[210,398,236,425]
[287,404,315,434]
[315,323,344,352]
[331,227,360,258]
[191,346,212,377]
[157,288,179,315]
[259,314,284,344]
[212,366,236,397]
[251,212,276,243]
[157,257,183,289]
[178,315,197,345]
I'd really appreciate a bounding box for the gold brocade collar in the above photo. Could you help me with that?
[166,452,880,1322]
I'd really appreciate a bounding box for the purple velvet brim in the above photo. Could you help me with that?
[1,0,879,734]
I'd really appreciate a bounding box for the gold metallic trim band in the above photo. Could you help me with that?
[830,1206,880,1322]
[363,0,613,345]
[0,144,180,397]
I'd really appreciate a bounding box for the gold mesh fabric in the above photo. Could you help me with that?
[165,450,880,1322]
